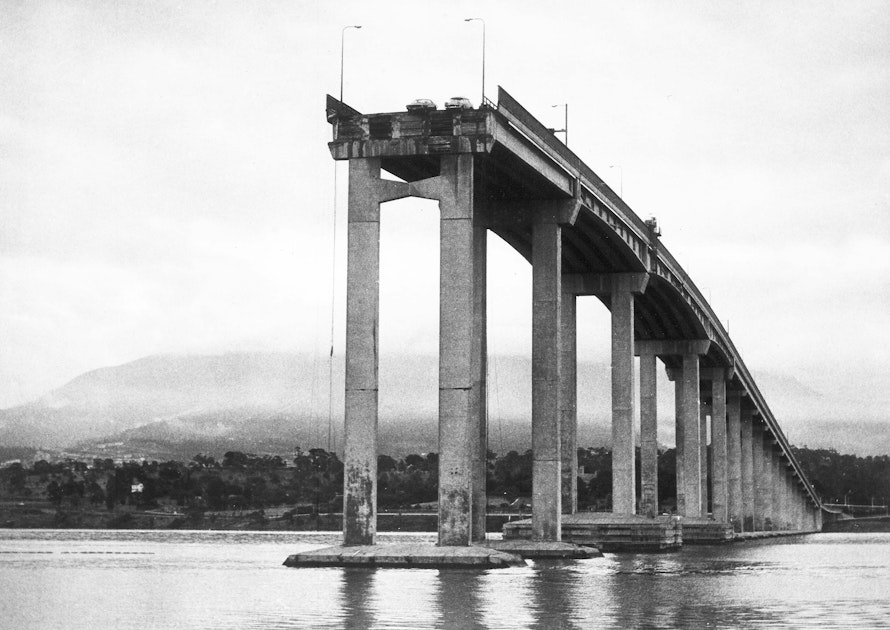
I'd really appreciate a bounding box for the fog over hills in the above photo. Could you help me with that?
[0,352,885,459]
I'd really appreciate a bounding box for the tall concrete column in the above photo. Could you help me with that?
[560,289,578,515]
[784,470,793,530]
[699,401,709,517]
[740,407,754,532]
[770,449,782,531]
[531,219,562,540]
[470,218,488,542]
[761,435,774,530]
[437,154,477,546]
[710,372,728,523]
[343,157,409,545]
[752,422,765,531]
[611,282,637,515]
[681,354,702,517]
[726,392,742,531]
[639,350,658,517]
[675,377,685,515]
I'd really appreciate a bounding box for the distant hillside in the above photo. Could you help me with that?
[0,351,886,458]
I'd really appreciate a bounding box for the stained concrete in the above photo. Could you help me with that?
[611,288,636,515]
[505,512,683,552]
[283,544,525,569]
[560,289,578,515]
[681,354,702,517]
[711,374,728,523]
[726,393,742,532]
[639,352,658,517]
[531,219,562,539]
[740,409,754,532]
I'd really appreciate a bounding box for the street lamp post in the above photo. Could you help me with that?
[609,164,623,197]
[551,103,568,146]
[464,18,485,105]
[340,25,362,102]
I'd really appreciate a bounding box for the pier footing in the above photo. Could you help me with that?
[283,543,525,569]
[682,518,735,544]
[504,512,682,552]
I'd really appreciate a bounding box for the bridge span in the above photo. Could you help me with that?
[326,87,824,547]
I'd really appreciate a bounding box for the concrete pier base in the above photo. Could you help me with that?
[681,518,735,544]
[284,544,525,569]
[504,512,683,552]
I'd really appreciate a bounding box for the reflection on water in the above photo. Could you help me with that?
[1,530,889,629]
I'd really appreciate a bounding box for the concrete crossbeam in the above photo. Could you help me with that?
[562,272,649,297]
[635,339,711,357]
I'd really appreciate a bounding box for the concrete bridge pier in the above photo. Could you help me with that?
[531,216,563,540]
[681,354,703,517]
[771,447,783,530]
[707,369,728,523]
[699,401,710,517]
[752,422,766,531]
[726,390,742,531]
[740,407,755,532]
[342,158,392,545]
[638,349,658,517]
[761,433,775,530]
[609,275,648,515]
[560,289,578,515]
[434,154,481,546]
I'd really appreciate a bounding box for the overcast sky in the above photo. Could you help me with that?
[2,1,888,418]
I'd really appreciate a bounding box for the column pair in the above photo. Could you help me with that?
[342,155,487,546]
[563,273,649,518]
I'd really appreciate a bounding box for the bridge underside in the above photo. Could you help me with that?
[326,89,823,546]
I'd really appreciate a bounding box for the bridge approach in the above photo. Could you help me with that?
[326,87,824,547]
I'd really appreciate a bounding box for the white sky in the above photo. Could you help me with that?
[1,0,888,414]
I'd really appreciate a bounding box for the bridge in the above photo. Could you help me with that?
[326,87,824,548]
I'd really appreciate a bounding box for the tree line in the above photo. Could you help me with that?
[1,446,887,514]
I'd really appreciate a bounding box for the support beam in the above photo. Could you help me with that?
[681,354,702,517]
[560,289,578,515]
[470,214,488,543]
[699,401,709,517]
[438,154,477,546]
[726,392,742,531]
[610,280,640,514]
[740,407,754,532]
[531,218,562,539]
[639,350,658,517]
[674,378,685,515]
[752,422,766,531]
[710,372,728,523]
[761,435,775,530]
[770,449,783,531]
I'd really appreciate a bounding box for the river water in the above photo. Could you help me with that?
[1,529,888,629]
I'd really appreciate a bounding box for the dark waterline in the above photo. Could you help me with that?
[1,530,889,629]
